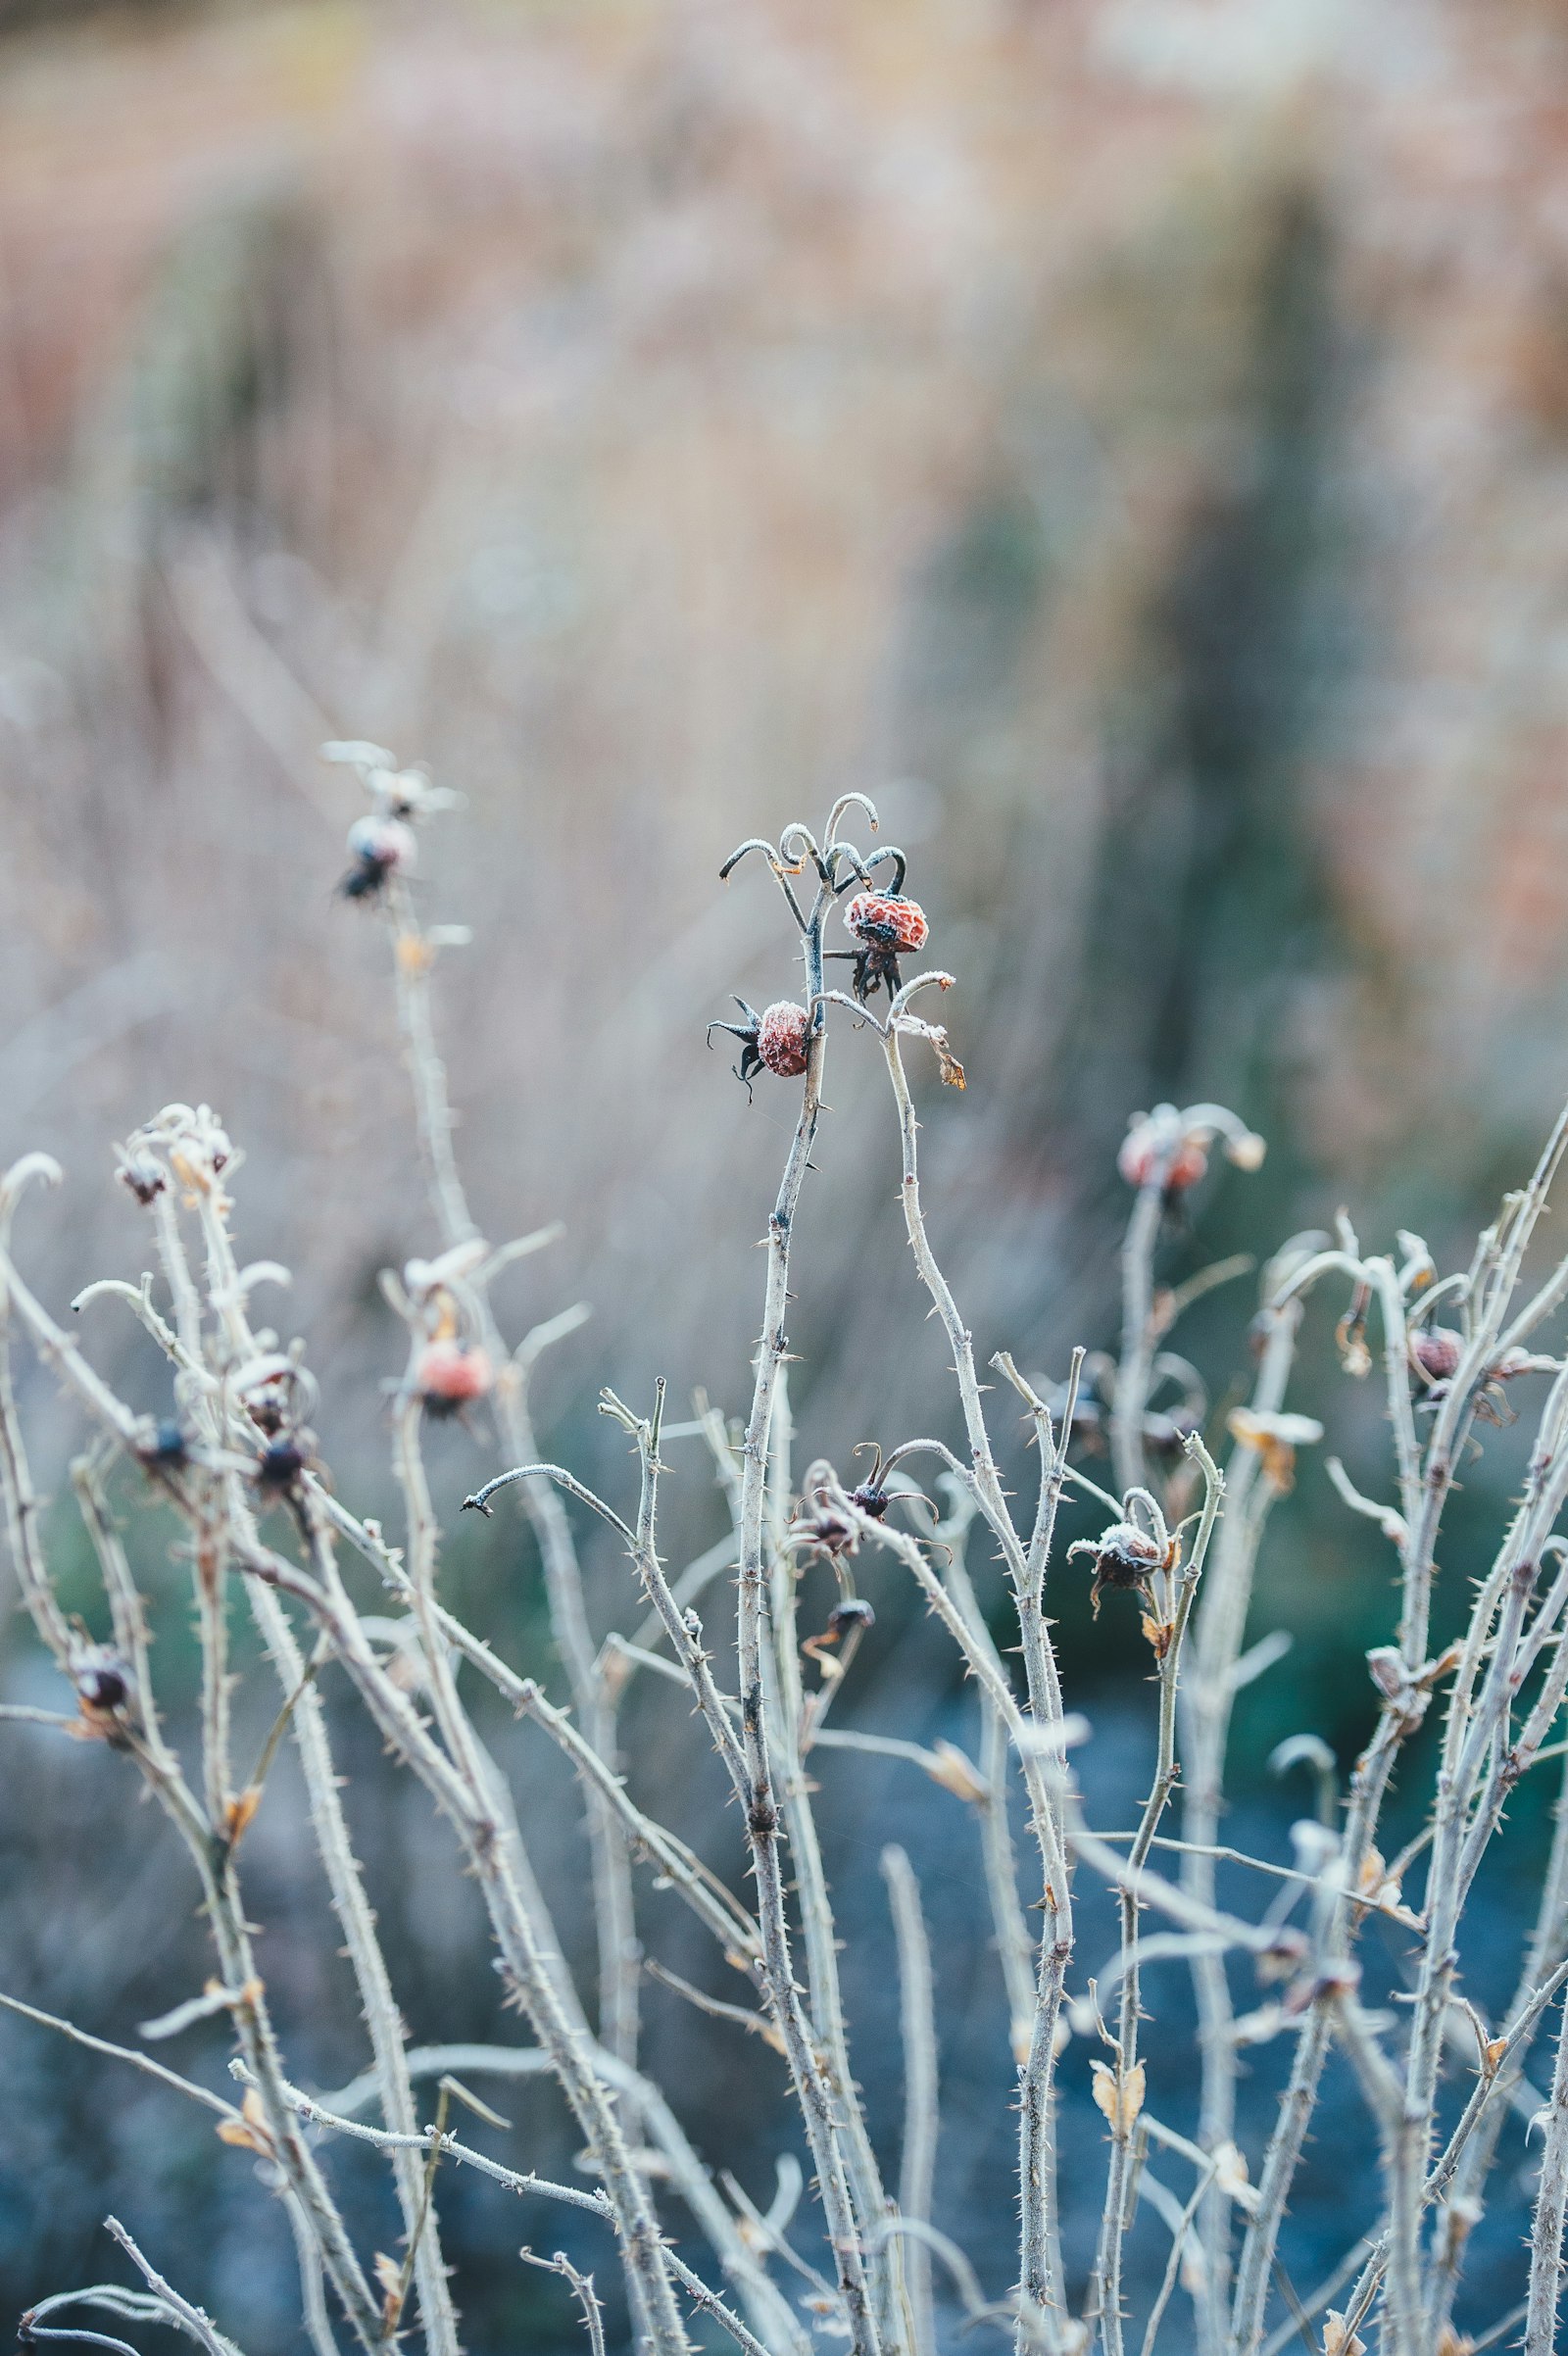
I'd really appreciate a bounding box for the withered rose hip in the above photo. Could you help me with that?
[844,891,929,955]
[1411,1327,1462,1382]
[757,1002,810,1078]
[1118,1129,1209,1194]
[837,890,930,1004]
[708,998,811,1095]
[417,1341,494,1417]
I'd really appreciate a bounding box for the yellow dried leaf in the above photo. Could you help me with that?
[1322,2311,1366,2356]
[1483,2037,1507,2074]
[1090,2059,1146,2136]
[218,2093,273,2156]
[924,1741,987,1805]
[216,2119,268,2152]
[225,1787,262,1846]
[373,2254,403,2297]
[1435,2331,1474,2356]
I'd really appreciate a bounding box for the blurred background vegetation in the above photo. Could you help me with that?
[5,0,1568,2344]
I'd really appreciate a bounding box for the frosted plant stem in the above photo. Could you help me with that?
[882,1845,939,2356]
[189,1167,464,2356]
[1089,1441,1222,2356]
[1180,1296,1301,2354]
[731,888,886,2356]
[385,873,641,2072]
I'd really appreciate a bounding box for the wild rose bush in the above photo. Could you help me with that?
[3,748,1567,2356]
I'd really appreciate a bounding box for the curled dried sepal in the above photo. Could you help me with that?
[322,740,462,818]
[0,1152,63,1222]
[895,1014,965,1088]
[403,1240,488,1305]
[789,1466,860,1563]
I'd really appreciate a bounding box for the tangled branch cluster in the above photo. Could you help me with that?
[4,755,1568,2356]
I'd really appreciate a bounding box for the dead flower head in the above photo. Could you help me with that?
[1067,1520,1175,1616]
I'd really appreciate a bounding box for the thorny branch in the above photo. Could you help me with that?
[0,754,1564,2356]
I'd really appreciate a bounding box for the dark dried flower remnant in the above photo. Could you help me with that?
[254,1440,308,1497]
[339,813,416,902]
[116,1148,166,1206]
[135,1417,192,1472]
[1067,1521,1171,1616]
[70,1644,132,1740]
